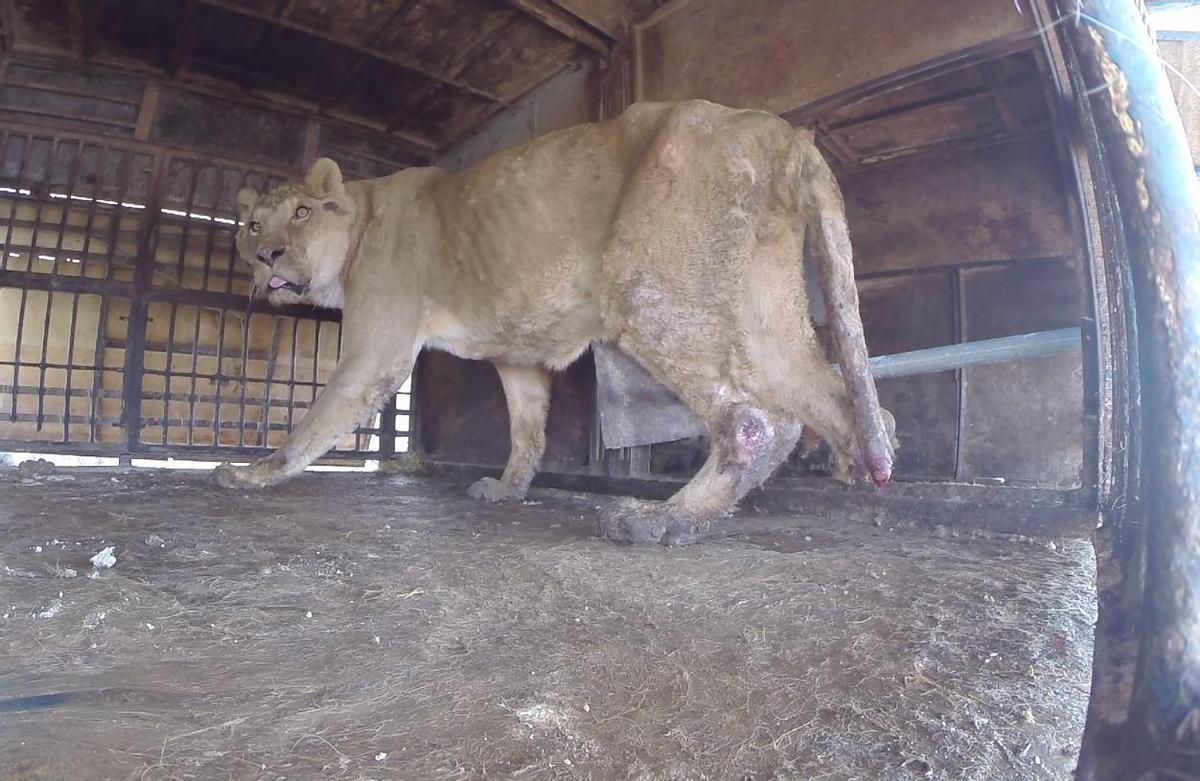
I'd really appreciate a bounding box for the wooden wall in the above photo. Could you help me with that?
[636,0,1034,113]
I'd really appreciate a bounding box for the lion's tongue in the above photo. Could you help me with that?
[268,276,289,290]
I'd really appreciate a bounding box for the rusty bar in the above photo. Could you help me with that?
[236,307,252,447]
[62,290,80,443]
[286,316,299,435]
[9,286,28,422]
[186,303,202,446]
[211,307,230,445]
[33,290,53,431]
[1061,2,1200,779]
[88,292,110,445]
[121,151,166,452]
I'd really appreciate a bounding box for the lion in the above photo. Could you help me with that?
[211,99,896,545]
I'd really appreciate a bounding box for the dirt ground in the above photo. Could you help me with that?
[0,469,1095,780]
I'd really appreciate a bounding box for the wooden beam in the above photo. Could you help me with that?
[382,10,511,134]
[191,0,506,104]
[165,0,200,76]
[545,0,626,41]
[134,81,160,141]
[0,0,15,53]
[505,0,611,57]
[320,0,425,115]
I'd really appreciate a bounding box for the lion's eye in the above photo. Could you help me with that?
[248,221,262,235]
[293,205,311,220]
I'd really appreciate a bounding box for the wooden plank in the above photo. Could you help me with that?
[191,0,506,104]
[637,0,1034,115]
[134,81,159,141]
[505,0,611,56]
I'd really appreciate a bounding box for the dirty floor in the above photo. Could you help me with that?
[0,470,1095,780]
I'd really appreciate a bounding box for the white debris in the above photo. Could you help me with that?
[305,610,313,619]
[83,610,107,629]
[145,534,166,548]
[145,622,155,630]
[516,703,568,731]
[90,546,117,569]
[375,752,388,762]
[37,599,64,619]
[33,545,42,553]
[56,568,78,579]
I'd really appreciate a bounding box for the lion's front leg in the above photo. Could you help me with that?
[467,362,551,502]
[212,354,410,491]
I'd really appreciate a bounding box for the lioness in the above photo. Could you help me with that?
[213,99,895,544]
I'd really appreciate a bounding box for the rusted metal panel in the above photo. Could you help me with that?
[636,0,1033,114]
[958,259,1084,487]
[415,347,596,472]
[841,135,1078,275]
[415,351,510,467]
[593,341,702,449]
[859,273,958,480]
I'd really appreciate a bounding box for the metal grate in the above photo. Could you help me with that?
[0,124,392,460]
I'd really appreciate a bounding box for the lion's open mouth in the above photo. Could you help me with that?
[268,275,308,296]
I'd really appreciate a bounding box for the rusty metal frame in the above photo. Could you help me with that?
[1042,1,1200,778]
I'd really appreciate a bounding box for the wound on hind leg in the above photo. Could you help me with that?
[726,406,775,467]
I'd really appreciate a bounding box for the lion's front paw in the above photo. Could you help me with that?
[211,462,273,490]
[466,476,526,503]
[596,498,709,546]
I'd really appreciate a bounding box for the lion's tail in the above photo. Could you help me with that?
[800,141,894,486]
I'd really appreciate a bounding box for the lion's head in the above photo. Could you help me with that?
[236,158,357,309]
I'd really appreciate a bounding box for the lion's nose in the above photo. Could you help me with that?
[256,246,285,267]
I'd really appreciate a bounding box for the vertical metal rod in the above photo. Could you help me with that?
[160,162,200,446]
[121,151,166,453]
[77,144,106,281]
[187,304,201,446]
[34,290,53,432]
[62,291,80,442]
[50,140,85,279]
[286,316,299,435]
[236,307,253,448]
[88,292,109,445]
[952,268,966,481]
[257,318,283,447]
[10,286,27,422]
[212,307,230,445]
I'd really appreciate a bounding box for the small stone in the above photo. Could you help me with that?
[90,546,117,569]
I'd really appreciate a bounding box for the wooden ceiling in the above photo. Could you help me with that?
[1,0,666,154]
[796,46,1053,172]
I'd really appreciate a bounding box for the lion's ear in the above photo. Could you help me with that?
[305,158,345,198]
[236,186,259,221]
